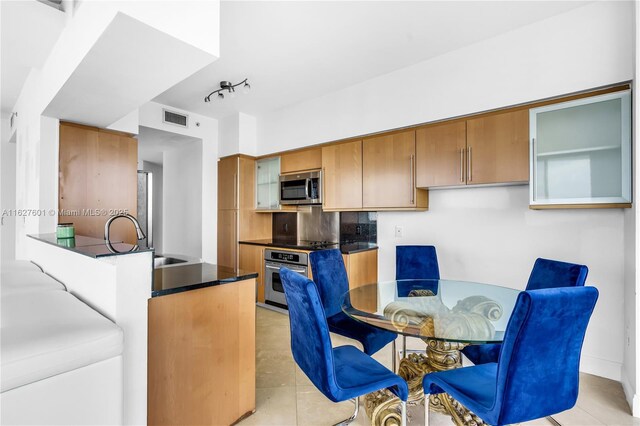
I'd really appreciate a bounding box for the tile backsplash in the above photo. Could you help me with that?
[340,212,377,244]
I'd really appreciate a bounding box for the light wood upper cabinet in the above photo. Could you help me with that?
[322,140,363,210]
[280,147,322,174]
[416,121,467,188]
[466,109,529,185]
[59,122,137,244]
[218,156,238,210]
[363,130,426,209]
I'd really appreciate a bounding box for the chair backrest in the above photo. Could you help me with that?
[309,249,349,318]
[526,258,588,291]
[279,268,340,399]
[493,286,598,425]
[395,245,440,281]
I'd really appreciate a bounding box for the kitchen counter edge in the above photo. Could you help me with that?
[152,263,258,298]
[238,240,379,254]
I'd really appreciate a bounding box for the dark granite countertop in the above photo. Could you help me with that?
[152,263,258,297]
[239,239,378,254]
[28,233,154,258]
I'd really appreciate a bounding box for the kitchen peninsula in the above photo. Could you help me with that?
[148,263,258,425]
[26,233,153,425]
[25,234,259,426]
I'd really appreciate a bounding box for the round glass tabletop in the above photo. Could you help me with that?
[341,279,522,344]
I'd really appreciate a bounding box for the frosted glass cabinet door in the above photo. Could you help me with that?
[255,157,281,210]
[530,90,631,207]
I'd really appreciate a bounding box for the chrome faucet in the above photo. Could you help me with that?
[104,213,146,253]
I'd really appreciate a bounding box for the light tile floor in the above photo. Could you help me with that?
[239,307,640,426]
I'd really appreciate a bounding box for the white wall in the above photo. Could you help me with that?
[39,116,59,234]
[622,1,640,416]
[162,141,202,258]
[1,114,16,262]
[219,112,258,157]
[12,1,220,260]
[139,102,218,262]
[253,1,635,384]
[141,161,163,255]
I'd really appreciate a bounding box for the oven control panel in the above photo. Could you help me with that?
[265,249,308,266]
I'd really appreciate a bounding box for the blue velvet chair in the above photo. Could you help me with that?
[396,245,440,282]
[280,268,409,425]
[423,286,599,426]
[463,257,588,365]
[395,245,440,369]
[309,249,397,357]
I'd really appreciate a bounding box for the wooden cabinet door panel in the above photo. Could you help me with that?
[466,109,529,184]
[217,210,237,269]
[363,130,416,208]
[343,250,378,313]
[218,156,238,210]
[59,123,137,244]
[239,244,264,302]
[280,147,322,174]
[322,140,363,210]
[416,121,466,188]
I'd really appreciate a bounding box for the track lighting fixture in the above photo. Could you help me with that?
[204,79,251,102]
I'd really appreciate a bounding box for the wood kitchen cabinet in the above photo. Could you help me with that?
[217,209,238,269]
[416,121,467,187]
[59,122,137,243]
[362,130,428,210]
[148,278,256,425]
[322,140,363,210]
[466,109,529,185]
[217,155,271,269]
[416,110,528,188]
[280,147,322,174]
[218,156,238,210]
[239,244,265,302]
[342,249,378,290]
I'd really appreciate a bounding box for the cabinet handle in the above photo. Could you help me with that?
[467,146,472,182]
[322,168,326,208]
[460,149,464,182]
[410,154,415,204]
[531,138,536,196]
[233,173,237,208]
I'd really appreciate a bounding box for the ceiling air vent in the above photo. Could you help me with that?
[163,109,188,128]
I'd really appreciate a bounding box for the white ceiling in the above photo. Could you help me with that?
[153,1,590,120]
[138,125,201,165]
[1,0,66,113]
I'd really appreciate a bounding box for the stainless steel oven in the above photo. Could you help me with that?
[279,170,322,205]
[264,249,308,308]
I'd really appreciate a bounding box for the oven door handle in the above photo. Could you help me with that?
[265,262,307,274]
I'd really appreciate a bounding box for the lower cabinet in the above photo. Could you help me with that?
[217,210,237,269]
[239,244,265,302]
[238,245,379,304]
[342,250,378,290]
[148,278,256,425]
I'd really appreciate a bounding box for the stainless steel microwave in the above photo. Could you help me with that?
[279,170,322,205]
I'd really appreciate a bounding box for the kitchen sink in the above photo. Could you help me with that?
[154,256,188,268]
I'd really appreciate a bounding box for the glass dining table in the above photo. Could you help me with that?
[341,279,522,426]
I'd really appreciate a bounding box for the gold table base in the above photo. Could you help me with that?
[364,339,484,426]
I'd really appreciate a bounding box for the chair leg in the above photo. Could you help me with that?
[400,400,407,426]
[424,394,430,426]
[332,397,359,426]
[402,335,407,359]
[546,416,562,426]
[392,339,397,372]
